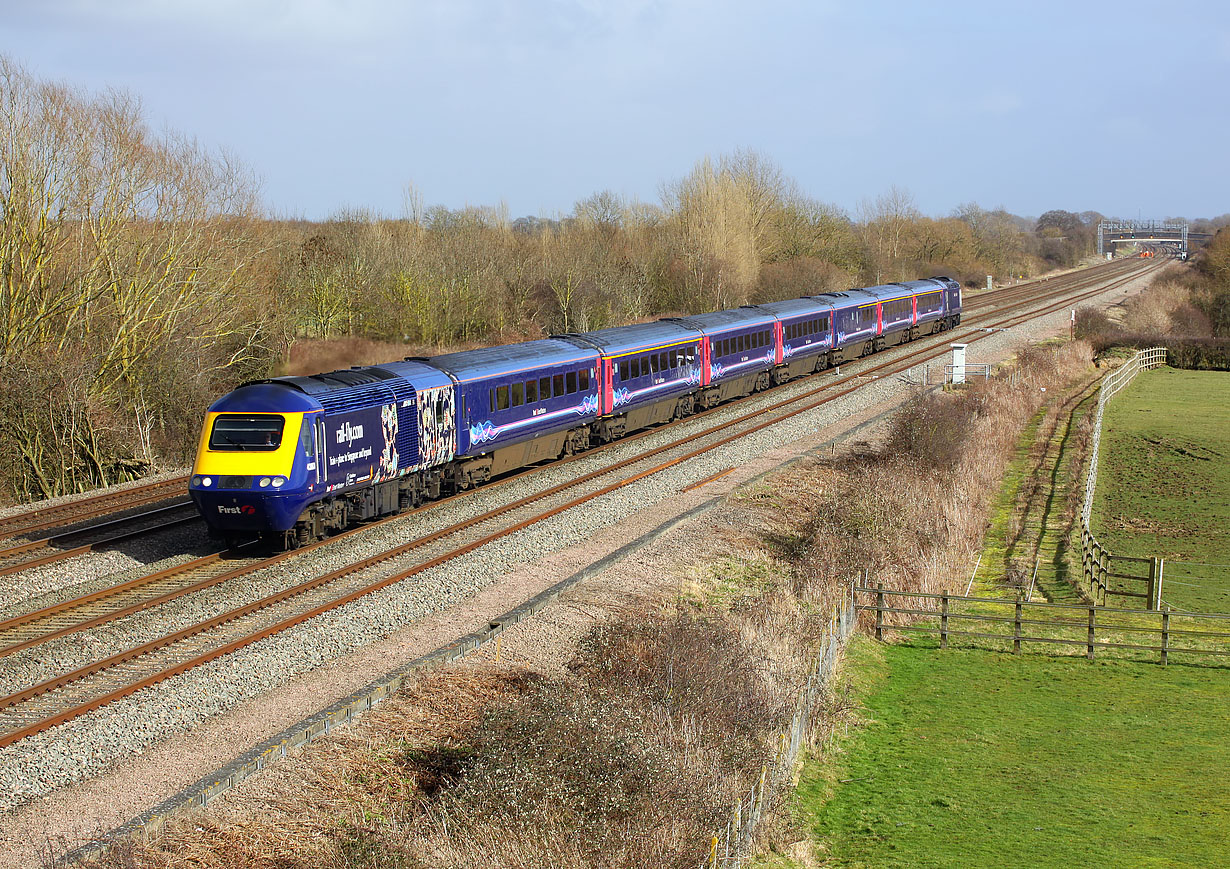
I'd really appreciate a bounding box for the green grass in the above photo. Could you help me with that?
[972,379,1097,606]
[1093,368,1230,611]
[770,637,1230,868]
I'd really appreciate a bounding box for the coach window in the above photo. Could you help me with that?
[619,360,629,381]
[669,349,678,369]
[566,371,578,393]
[539,376,551,399]
[512,382,524,407]
[525,380,538,403]
[580,369,590,390]
[495,385,510,411]
[650,354,659,373]
[554,373,565,396]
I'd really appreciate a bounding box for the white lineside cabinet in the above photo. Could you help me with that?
[950,343,968,384]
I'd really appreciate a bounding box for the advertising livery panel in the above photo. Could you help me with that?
[323,402,400,491]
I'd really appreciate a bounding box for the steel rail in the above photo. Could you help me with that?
[0,505,201,579]
[0,478,190,542]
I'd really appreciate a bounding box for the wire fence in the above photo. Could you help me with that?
[1077,347,1167,608]
[698,582,857,868]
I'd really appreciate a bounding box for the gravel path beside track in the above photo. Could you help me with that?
[0,268,1157,866]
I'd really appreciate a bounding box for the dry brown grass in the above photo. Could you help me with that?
[766,342,1097,619]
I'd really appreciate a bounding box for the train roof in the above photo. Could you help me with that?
[812,289,882,309]
[665,306,777,334]
[209,382,322,414]
[858,279,949,300]
[750,297,836,318]
[426,338,599,383]
[556,320,701,355]
[248,359,452,398]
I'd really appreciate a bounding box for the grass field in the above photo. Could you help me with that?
[766,636,1230,868]
[1093,367,1230,611]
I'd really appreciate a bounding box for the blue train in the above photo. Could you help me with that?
[189,277,961,548]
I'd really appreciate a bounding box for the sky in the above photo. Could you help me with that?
[4,0,1228,221]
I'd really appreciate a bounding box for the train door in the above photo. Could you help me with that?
[773,320,783,364]
[600,357,614,416]
[876,302,884,335]
[416,385,456,469]
[700,337,712,386]
[314,415,327,486]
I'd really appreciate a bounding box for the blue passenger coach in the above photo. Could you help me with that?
[666,308,779,407]
[559,320,703,436]
[751,297,837,382]
[427,339,601,485]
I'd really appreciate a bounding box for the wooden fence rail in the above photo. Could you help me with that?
[858,586,1230,666]
[1077,347,1168,609]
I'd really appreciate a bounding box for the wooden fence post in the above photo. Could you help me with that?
[1148,557,1158,611]
[941,591,949,650]
[875,584,884,642]
[1014,597,1022,654]
[1087,607,1096,660]
[1160,610,1169,666]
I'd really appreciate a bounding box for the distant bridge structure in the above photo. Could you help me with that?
[1097,220,1189,259]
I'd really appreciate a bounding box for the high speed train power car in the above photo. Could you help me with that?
[189,277,960,548]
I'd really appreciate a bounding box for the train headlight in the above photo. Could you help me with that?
[259,477,271,488]
[191,476,201,487]
[272,477,286,488]
[202,477,213,487]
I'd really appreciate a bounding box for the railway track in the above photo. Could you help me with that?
[0,502,203,578]
[0,258,1161,749]
[0,476,190,543]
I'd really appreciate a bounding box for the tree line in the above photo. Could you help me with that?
[2,56,1226,502]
